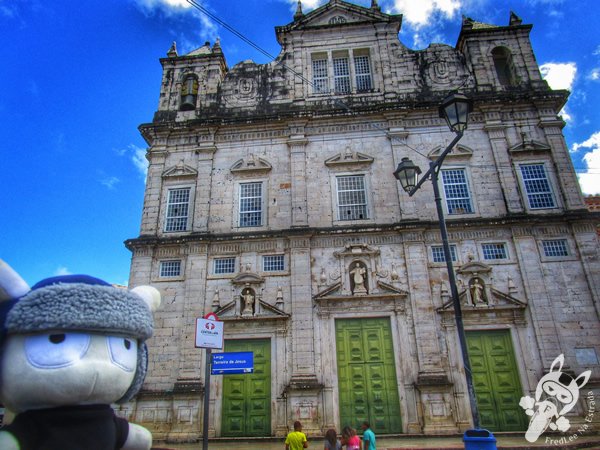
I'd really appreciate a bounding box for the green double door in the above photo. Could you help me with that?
[221,339,271,436]
[336,318,402,433]
[466,330,527,431]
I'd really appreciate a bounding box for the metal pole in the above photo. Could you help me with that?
[430,162,481,430]
[202,348,212,450]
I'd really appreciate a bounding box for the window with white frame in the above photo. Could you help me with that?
[310,49,372,95]
[336,175,369,221]
[312,56,329,94]
[431,245,458,263]
[159,260,182,278]
[333,54,351,94]
[354,53,372,91]
[263,255,285,272]
[239,182,264,227]
[165,187,191,232]
[520,163,556,209]
[482,243,508,260]
[542,239,569,257]
[441,168,473,214]
[214,257,236,274]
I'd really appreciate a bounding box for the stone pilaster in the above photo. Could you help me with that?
[193,144,217,232]
[141,148,168,235]
[483,109,523,214]
[538,117,586,210]
[287,122,309,227]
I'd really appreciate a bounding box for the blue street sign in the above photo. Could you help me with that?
[211,351,254,375]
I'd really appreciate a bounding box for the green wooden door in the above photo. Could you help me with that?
[466,330,527,431]
[336,318,402,434]
[221,339,271,437]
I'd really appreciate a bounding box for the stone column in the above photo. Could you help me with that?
[483,109,524,214]
[385,115,414,220]
[286,235,321,435]
[287,122,309,227]
[141,148,168,235]
[538,117,586,210]
[572,222,600,320]
[193,143,217,232]
[512,227,562,364]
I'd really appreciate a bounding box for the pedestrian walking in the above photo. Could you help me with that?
[361,421,376,450]
[285,420,308,450]
[324,428,342,450]
[341,426,361,450]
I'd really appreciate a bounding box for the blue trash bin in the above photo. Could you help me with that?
[463,429,497,450]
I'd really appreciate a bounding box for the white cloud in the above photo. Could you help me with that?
[540,62,576,122]
[100,176,121,190]
[588,68,600,81]
[133,0,192,13]
[115,144,149,180]
[572,131,600,195]
[54,266,72,276]
[390,0,461,27]
[540,62,577,91]
[130,144,149,179]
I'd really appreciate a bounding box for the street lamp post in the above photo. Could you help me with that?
[393,93,481,431]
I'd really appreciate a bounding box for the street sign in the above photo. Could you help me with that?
[211,351,254,375]
[195,317,224,349]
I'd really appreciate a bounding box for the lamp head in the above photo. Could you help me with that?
[394,157,421,193]
[439,92,473,133]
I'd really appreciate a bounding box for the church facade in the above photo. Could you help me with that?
[123,0,600,441]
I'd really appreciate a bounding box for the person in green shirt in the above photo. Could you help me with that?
[285,420,308,450]
[361,421,376,450]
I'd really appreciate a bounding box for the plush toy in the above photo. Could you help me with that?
[0,260,161,450]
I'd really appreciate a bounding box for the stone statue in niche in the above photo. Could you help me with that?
[350,262,368,295]
[469,277,487,306]
[241,286,255,317]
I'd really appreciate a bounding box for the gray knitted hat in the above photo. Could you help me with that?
[2,274,160,403]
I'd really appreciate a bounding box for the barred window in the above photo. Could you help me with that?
[333,57,350,94]
[431,245,457,263]
[239,182,263,227]
[159,260,181,278]
[441,169,473,214]
[354,55,372,92]
[214,257,236,274]
[482,243,508,260]
[542,239,569,257]
[263,255,285,272]
[337,175,368,221]
[165,188,190,232]
[520,164,556,209]
[312,58,328,94]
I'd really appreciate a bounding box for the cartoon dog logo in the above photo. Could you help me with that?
[519,354,591,442]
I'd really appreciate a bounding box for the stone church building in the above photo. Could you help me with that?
[123,0,600,441]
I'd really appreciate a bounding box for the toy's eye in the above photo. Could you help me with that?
[107,336,138,372]
[25,333,91,369]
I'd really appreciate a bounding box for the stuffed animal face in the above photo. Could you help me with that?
[0,261,161,414]
[1,332,139,412]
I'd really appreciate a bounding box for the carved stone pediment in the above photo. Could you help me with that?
[314,280,407,300]
[215,299,289,321]
[231,272,265,285]
[457,261,492,275]
[279,0,396,32]
[333,243,380,258]
[509,140,551,153]
[437,287,527,326]
[428,144,473,160]
[325,148,374,169]
[162,161,198,179]
[230,154,272,175]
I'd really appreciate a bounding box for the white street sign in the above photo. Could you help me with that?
[195,317,224,349]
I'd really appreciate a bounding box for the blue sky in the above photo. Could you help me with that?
[1,0,599,286]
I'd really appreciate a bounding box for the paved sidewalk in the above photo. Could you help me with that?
[153,433,600,450]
